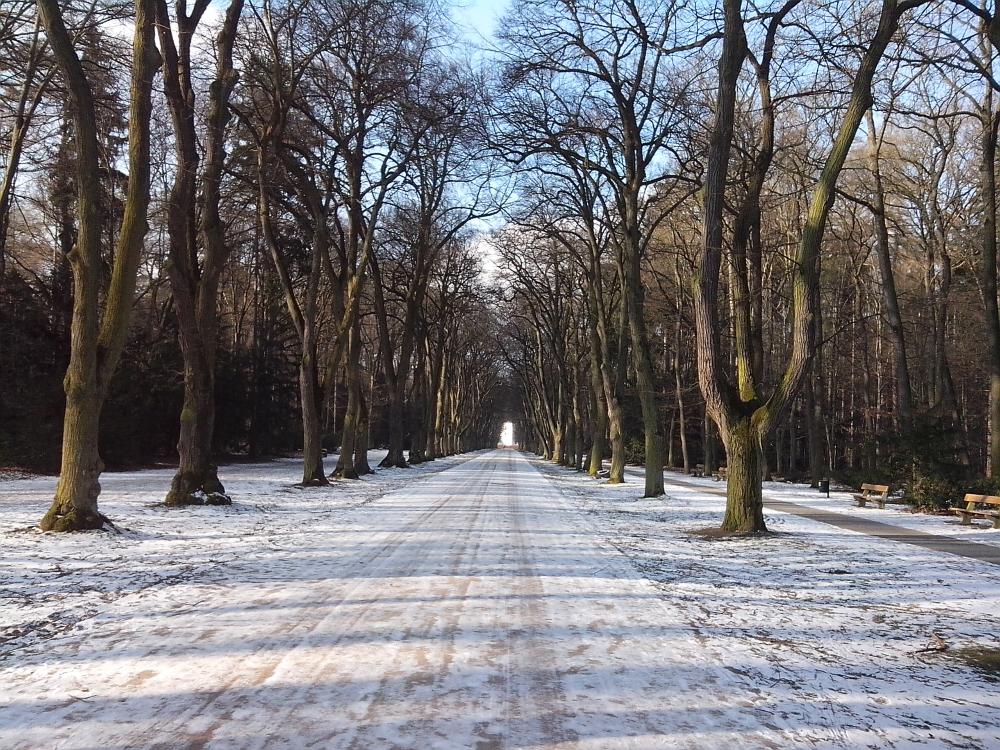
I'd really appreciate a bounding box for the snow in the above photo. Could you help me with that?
[663,469,1000,549]
[1,450,999,749]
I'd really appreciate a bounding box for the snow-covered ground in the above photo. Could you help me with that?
[661,468,1000,548]
[1,450,998,749]
[0,449,463,657]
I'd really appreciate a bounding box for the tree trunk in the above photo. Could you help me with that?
[694,0,907,534]
[805,372,823,488]
[299,326,327,485]
[622,239,664,497]
[703,409,715,475]
[866,111,913,428]
[587,258,625,482]
[166,359,228,504]
[588,339,607,476]
[354,370,374,475]
[409,340,429,464]
[788,402,798,476]
[159,0,243,505]
[335,326,363,479]
[381,388,408,468]
[721,418,766,534]
[39,0,159,530]
[432,347,449,458]
[43,387,105,531]
[981,102,1000,476]
[674,312,690,473]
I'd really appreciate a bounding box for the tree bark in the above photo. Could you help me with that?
[621,223,664,497]
[865,110,913,428]
[693,0,914,533]
[674,273,691,474]
[160,0,244,506]
[408,332,430,464]
[980,97,1000,476]
[299,323,327,485]
[0,19,51,278]
[587,329,607,476]
[721,417,766,534]
[39,0,159,530]
[335,323,364,479]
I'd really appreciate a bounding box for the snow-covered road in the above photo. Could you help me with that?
[2,450,999,749]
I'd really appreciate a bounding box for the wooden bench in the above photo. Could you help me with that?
[713,466,728,482]
[852,483,890,509]
[952,494,1000,528]
[691,463,705,478]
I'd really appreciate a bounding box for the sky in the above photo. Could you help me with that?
[451,0,509,47]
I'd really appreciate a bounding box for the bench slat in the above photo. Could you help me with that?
[962,493,1000,506]
[860,483,889,494]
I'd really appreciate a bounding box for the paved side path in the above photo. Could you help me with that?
[664,474,1000,566]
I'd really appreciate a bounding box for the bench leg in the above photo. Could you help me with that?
[993,516,1000,530]
[877,501,885,510]
[960,514,972,526]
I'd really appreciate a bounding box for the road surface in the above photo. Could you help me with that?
[2,450,997,749]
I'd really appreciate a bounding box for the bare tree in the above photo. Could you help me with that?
[497,0,704,496]
[156,0,245,505]
[695,0,927,534]
[37,0,160,530]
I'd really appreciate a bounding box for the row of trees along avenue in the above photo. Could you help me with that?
[6,0,1000,534]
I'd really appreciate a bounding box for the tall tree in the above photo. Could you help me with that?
[498,0,701,496]
[37,0,160,530]
[694,0,926,533]
[156,0,245,506]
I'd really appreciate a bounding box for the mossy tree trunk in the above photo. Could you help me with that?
[299,330,327,485]
[694,0,912,534]
[721,416,766,534]
[166,364,226,505]
[620,183,663,497]
[39,0,159,530]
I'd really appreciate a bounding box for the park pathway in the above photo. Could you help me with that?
[2,450,998,749]
[662,474,1000,566]
[1,451,790,749]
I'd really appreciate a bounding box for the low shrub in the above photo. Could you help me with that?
[905,471,958,511]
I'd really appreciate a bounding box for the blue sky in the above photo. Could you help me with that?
[451,0,509,45]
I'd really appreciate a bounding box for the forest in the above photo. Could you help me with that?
[3,0,1000,535]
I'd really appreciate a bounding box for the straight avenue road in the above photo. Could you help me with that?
[3,449,998,749]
